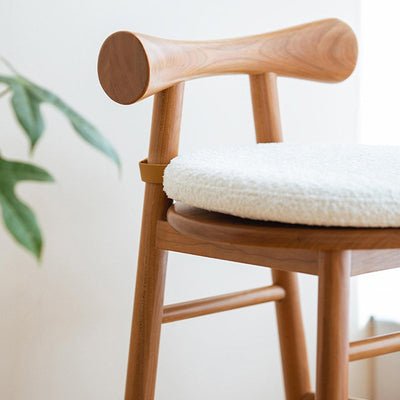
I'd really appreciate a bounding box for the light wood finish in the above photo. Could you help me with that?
[157,219,319,274]
[273,271,312,400]
[251,67,311,400]
[98,19,357,104]
[249,72,282,142]
[167,203,400,250]
[316,251,351,400]
[162,285,285,323]
[351,249,400,275]
[158,219,400,276]
[125,83,184,400]
[349,332,400,361]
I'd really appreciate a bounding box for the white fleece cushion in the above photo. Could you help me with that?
[163,143,400,227]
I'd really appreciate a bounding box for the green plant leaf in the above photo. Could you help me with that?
[0,156,54,259]
[19,77,120,167]
[0,75,16,86]
[10,80,44,150]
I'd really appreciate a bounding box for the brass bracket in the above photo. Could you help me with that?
[139,158,168,184]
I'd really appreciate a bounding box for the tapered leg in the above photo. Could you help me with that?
[315,251,351,400]
[124,184,169,400]
[272,270,311,400]
[125,84,185,400]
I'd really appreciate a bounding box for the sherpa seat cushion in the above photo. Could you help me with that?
[163,143,400,227]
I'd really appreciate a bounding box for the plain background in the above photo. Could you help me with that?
[357,1,400,397]
[0,1,366,399]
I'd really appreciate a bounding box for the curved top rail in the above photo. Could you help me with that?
[98,18,357,105]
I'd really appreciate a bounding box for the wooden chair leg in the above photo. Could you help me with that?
[315,251,351,400]
[124,185,170,400]
[125,84,184,400]
[272,270,311,400]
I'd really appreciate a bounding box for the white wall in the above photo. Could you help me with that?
[357,2,400,395]
[0,1,362,399]
[371,320,400,399]
[358,0,400,326]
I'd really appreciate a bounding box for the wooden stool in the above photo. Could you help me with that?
[98,19,400,400]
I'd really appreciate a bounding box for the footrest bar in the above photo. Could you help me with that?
[162,285,285,323]
[349,331,400,361]
[302,393,369,400]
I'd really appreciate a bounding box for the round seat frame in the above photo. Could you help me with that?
[167,203,400,250]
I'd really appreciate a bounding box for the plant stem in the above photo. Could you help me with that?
[0,56,19,75]
[0,86,10,98]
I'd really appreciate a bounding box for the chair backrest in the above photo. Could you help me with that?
[98,18,357,105]
[97,18,357,189]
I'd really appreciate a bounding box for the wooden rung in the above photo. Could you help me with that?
[349,331,400,361]
[302,393,369,400]
[162,285,285,323]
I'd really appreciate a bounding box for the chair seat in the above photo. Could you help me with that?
[163,143,400,227]
[166,203,400,250]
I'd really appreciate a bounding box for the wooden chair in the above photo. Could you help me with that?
[98,19,400,400]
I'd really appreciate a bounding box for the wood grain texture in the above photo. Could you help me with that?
[351,249,400,275]
[316,251,351,400]
[349,332,400,361]
[250,72,282,142]
[125,84,184,400]
[158,221,400,278]
[98,18,357,104]
[162,285,285,323]
[272,271,311,400]
[252,67,311,400]
[156,220,319,275]
[167,203,400,251]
